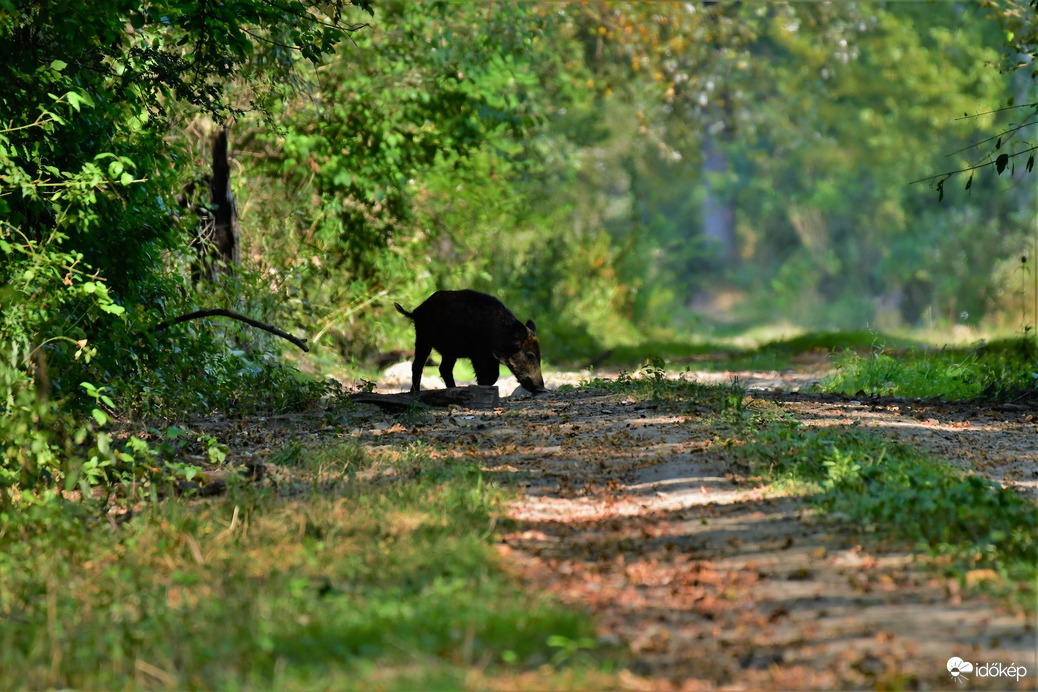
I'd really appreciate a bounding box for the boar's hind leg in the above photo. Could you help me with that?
[411,341,432,394]
[438,355,458,389]
[472,355,500,387]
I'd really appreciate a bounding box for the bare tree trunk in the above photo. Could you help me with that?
[191,128,240,282]
[701,133,736,265]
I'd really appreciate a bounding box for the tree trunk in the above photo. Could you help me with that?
[701,133,736,265]
[192,128,240,282]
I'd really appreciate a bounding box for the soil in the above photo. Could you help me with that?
[201,361,1037,689]
[362,363,1038,690]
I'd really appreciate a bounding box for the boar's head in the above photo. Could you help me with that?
[500,319,547,394]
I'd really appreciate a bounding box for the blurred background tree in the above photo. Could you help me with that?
[233,0,1031,368]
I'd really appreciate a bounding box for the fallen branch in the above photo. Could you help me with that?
[350,385,500,411]
[152,308,309,352]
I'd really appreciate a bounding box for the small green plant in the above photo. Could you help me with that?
[198,434,228,465]
[641,356,669,401]
[720,377,749,420]
[731,419,1038,604]
[613,369,636,392]
[547,634,600,666]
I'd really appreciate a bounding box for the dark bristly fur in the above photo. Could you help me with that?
[395,290,546,395]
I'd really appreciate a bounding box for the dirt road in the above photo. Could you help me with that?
[361,367,1037,689]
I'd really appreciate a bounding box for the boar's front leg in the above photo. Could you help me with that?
[472,354,500,387]
[438,355,458,388]
[411,340,433,394]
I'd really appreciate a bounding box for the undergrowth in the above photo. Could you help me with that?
[0,441,612,690]
[820,339,1038,400]
[730,416,1038,605]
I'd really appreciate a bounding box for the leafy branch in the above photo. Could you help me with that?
[912,145,1038,185]
[942,110,1038,159]
[912,103,1038,198]
[256,0,372,32]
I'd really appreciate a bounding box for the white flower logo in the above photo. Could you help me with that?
[948,657,973,685]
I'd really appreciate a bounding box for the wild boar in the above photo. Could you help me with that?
[394,289,547,395]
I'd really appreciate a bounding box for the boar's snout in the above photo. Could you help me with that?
[505,338,547,394]
[520,372,547,395]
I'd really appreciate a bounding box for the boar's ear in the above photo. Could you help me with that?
[525,319,537,334]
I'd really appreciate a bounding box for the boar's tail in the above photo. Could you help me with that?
[394,302,414,319]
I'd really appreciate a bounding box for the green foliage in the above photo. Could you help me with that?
[0,0,361,506]
[238,1,652,365]
[0,442,606,688]
[253,1,544,275]
[236,0,1033,376]
[820,340,1038,400]
[732,417,1038,603]
[923,0,1038,194]
[0,118,141,508]
[553,2,1024,331]
[126,266,334,418]
[728,2,1019,328]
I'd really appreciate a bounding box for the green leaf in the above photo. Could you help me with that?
[66,91,94,111]
[91,408,108,426]
[100,303,126,315]
[49,59,67,72]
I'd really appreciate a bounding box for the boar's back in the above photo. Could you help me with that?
[408,290,530,357]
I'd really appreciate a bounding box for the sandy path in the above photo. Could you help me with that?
[359,366,1037,688]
